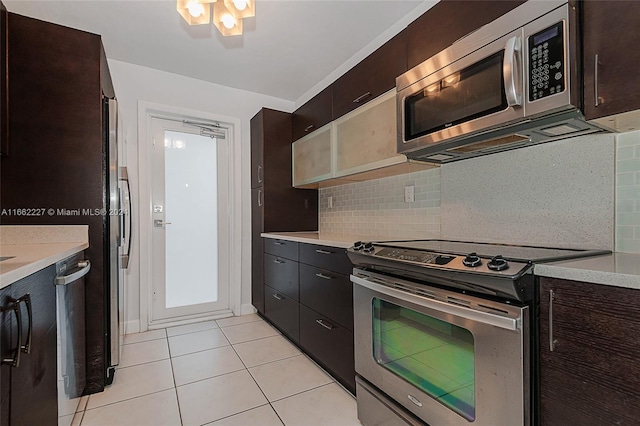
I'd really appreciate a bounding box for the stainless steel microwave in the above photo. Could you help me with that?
[396,0,607,164]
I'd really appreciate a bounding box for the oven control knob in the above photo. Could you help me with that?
[353,241,364,251]
[487,255,509,271]
[363,242,374,253]
[462,253,482,267]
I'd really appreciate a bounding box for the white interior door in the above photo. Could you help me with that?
[150,118,231,322]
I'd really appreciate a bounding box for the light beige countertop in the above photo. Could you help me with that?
[0,225,89,289]
[534,253,640,290]
[261,232,390,249]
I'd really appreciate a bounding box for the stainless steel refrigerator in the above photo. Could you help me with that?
[105,98,131,384]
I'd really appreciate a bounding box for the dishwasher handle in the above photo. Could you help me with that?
[55,260,91,286]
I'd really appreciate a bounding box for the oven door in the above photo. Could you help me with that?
[397,27,525,155]
[352,273,529,426]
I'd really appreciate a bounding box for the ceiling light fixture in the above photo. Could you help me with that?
[177,0,253,37]
[225,0,255,19]
[177,0,212,25]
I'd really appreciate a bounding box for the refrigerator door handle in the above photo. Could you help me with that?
[119,166,132,270]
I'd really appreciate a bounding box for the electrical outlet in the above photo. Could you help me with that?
[404,185,415,203]
[328,196,333,209]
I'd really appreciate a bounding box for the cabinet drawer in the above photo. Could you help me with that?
[299,264,353,331]
[264,253,299,300]
[299,304,355,393]
[264,238,298,261]
[264,285,299,343]
[299,243,352,276]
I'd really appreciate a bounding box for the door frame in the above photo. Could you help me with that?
[137,101,242,331]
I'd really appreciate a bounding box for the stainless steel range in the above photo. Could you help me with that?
[348,240,609,426]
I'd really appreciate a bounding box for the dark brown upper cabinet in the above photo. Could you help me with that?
[406,0,524,69]
[332,30,407,120]
[291,86,332,142]
[582,1,640,121]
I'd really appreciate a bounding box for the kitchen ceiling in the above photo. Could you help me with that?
[5,0,430,103]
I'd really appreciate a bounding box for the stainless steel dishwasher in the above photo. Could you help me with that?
[55,253,90,422]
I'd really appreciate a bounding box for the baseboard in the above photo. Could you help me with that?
[240,303,257,315]
[125,319,140,335]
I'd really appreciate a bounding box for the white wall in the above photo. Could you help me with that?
[108,59,294,332]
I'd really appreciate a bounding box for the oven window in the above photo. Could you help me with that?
[372,298,475,421]
[404,51,507,141]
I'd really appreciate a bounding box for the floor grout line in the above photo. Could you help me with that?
[82,317,355,426]
[83,387,176,413]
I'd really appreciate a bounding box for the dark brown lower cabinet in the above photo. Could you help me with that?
[299,264,353,331]
[264,284,299,343]
[260,239,356,395]
[539,277,640,426]
[0,265,58,425]
[299,304,355,393]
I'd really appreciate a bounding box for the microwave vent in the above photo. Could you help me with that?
[425,153,457,161]
[538,123,582,136]
[447,134,530,154]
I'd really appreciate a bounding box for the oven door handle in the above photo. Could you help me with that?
[351,275,521,331]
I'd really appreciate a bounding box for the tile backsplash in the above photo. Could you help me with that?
[616,131,640,253]
[320,132,624,250]
[440,133,615,250]
[318,168,441,239]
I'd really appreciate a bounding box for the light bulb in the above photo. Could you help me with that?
[221,13,235,29]
[187,1,204,17]
[233,0,247,10]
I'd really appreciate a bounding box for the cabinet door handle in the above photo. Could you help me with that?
[594,54,599,107]
[549,289,557,352]
[18,294,32,354]
[2,299,23,367]
[257,189,263,207]
[272,293,284,301]
[274,258,285,264]
[353,92,371,103]
[257,165,263,184]
[315,249,332,255]
[315,319,335,330]
[315,273,333,280]
[304,124,314,132]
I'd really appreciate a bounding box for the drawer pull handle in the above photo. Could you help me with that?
[315,273,333,280]
[304,124,314,132]
[315,249,332,255]
[272,293,284,301]
[273,258,285,264]
[273,241,284,246]
[353,92,371,103]
[315,319,335,330]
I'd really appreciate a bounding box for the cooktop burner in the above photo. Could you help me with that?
[348,239,610,302]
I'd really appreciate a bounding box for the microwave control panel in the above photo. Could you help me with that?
[528,21,565,102]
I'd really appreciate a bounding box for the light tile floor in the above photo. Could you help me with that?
[70,314,360,426]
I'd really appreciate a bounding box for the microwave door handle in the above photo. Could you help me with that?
[503,35,522,107]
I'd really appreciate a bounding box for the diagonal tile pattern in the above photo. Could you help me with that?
[75,315,357,425]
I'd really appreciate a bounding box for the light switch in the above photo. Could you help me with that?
[404,185,415,203]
